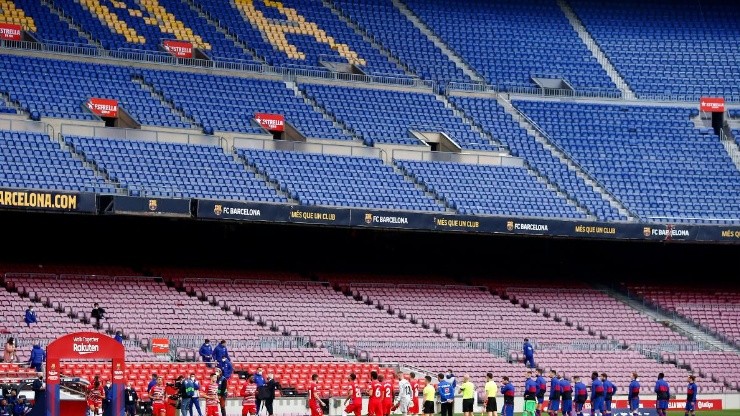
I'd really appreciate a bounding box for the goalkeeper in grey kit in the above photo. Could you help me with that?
[394,372,412,415]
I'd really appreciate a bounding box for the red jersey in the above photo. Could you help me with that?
[87,385,104,403]
[370,381,383,401]
[150,386,166,405]
[241,383,257,406]
[350,382,362,404]
[205,382,220,407]
[382,381,393,402]
[410,380,419,399]
[309,381,320,404]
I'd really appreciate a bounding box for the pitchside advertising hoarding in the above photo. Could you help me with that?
[0,23,22,41]
[255,112,285,132]
[162,39,193,58]
[699,97,725,112]
[86,97,119,118]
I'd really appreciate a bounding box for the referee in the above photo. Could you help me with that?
[423,376,435,416]
[459,375,475,416]
[485,373,498,416]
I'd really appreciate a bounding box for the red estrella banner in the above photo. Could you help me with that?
[255,112,285,132]
[544,399,722,411]
[86,97,119,118]
[0,23,22,41]
[163,39,193,58]
[151,337,170,354]
[700,97,725,112]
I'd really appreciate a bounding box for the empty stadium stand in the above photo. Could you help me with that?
[395,160,585,218]
[403,0,617,92]
[66,135,285,201]
[626,284,740,348]
[0,55,189,127]
[330,0,470,83]
[7,0,89,45]
[568,0,740,99]
[513,100,740,224]
[300,83,498,149]
[239,148,444,211]
[194,0,404,76]
[449,95,625,221]
[0,130,115,193]
[182,278,437,343]
[138,69,348,137]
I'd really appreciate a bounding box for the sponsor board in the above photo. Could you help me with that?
[192,199,740,244]
[198,200,287,221]
[505,220,550,233]
[289,206,350,225]
[0,23,22,41]
[254,112,285,132]
[86,97,119,118]
[162,39,193,58]
[699,97,725,112]
[105,195,191,217]
[151,338,170,354]
[433,215,482,232]
[642,225,693,240]
[0,188,95,213]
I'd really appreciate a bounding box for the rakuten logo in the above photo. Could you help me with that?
[73,343,100,355]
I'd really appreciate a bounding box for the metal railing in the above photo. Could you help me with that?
[59,123,222,146]
[0,40,433,89]
[233,136,384,159]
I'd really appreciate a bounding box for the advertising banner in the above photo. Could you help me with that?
[288,205,350,226]
[0,188,96,213]
[106,195,191,217]
[699,97,725,112]
[86,97,119,118]
[197,199,288,222]
[0,23,22,41]
[162,39,193,58]
[255,113,285,132]
[151,338,170,354]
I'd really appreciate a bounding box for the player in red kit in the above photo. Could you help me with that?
[344,373,363,416]
[204,373,221,416]
[87,375,104,416]
[368,371,383,416]
[241,375,258,416]
[150,376,166,416]
[409,372,420,415]
[309,373,327,416]
[380,374,394,416]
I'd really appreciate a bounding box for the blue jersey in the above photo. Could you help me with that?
[523,342,534,358]
[550,377,561,400]
[574,382,587,402]
[628,380,640,399]
[654,380,670,401]
[686,383,697,402]
[524,379,538,400]
[501,383,515,405]
[559,379,572,400]
[536,376,547,397]
[591,378,604,401]
[437,380,454,402]
[604,380,617,399]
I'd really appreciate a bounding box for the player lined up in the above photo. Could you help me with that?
[299,369,698,416]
